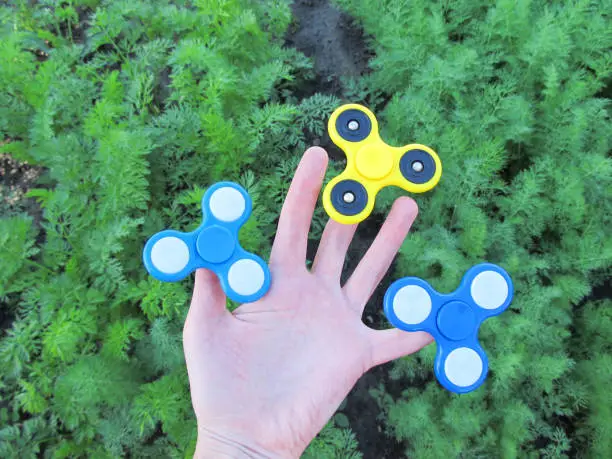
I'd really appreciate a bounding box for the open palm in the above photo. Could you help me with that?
[184,147,433,458]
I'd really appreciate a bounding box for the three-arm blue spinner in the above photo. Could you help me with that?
[384,263,513,393]
[142,182,271,303]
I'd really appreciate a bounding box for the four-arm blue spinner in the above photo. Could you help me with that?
[384,263,513,393]
[142,182,271,303]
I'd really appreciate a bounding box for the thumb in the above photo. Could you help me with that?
[184,268,228,337]
[366,329,434,368]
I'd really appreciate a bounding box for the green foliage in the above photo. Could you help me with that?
[302,418,363,459]
[334,0,612,457]
[0,0,350,456]
[571,300,612,457]
[0,216,38,297]
[1,0,610,457]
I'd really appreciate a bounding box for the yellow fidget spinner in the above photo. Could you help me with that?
[322,104,442,224]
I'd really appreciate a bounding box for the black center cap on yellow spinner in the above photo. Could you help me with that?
[399,149,436,184]
[330,180,368,216]
[336,109,372,142]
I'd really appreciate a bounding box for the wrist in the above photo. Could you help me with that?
[195,426,287,459]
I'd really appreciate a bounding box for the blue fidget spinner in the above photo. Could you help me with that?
[384,263,513,393]
[142,182,271,303]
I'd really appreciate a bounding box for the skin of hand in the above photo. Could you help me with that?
[184,146,433,458]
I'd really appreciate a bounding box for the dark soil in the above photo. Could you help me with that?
[286,0,372,95]
[0,151,44,333]
[307,215,411,458]
[290,2,410,456]
[0,152,44,226]
[587,277,612,302]
[344,364,406,458]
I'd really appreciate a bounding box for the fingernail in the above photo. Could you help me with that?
[306,146,328,161]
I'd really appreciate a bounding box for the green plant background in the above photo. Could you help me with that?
[0,0,610,457]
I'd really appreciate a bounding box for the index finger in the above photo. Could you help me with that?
[269,147,329,268]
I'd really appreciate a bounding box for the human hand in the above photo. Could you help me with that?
[183,147,433,458]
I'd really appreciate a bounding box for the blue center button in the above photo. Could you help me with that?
[196,225,235,263]
[436,301,476,341]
